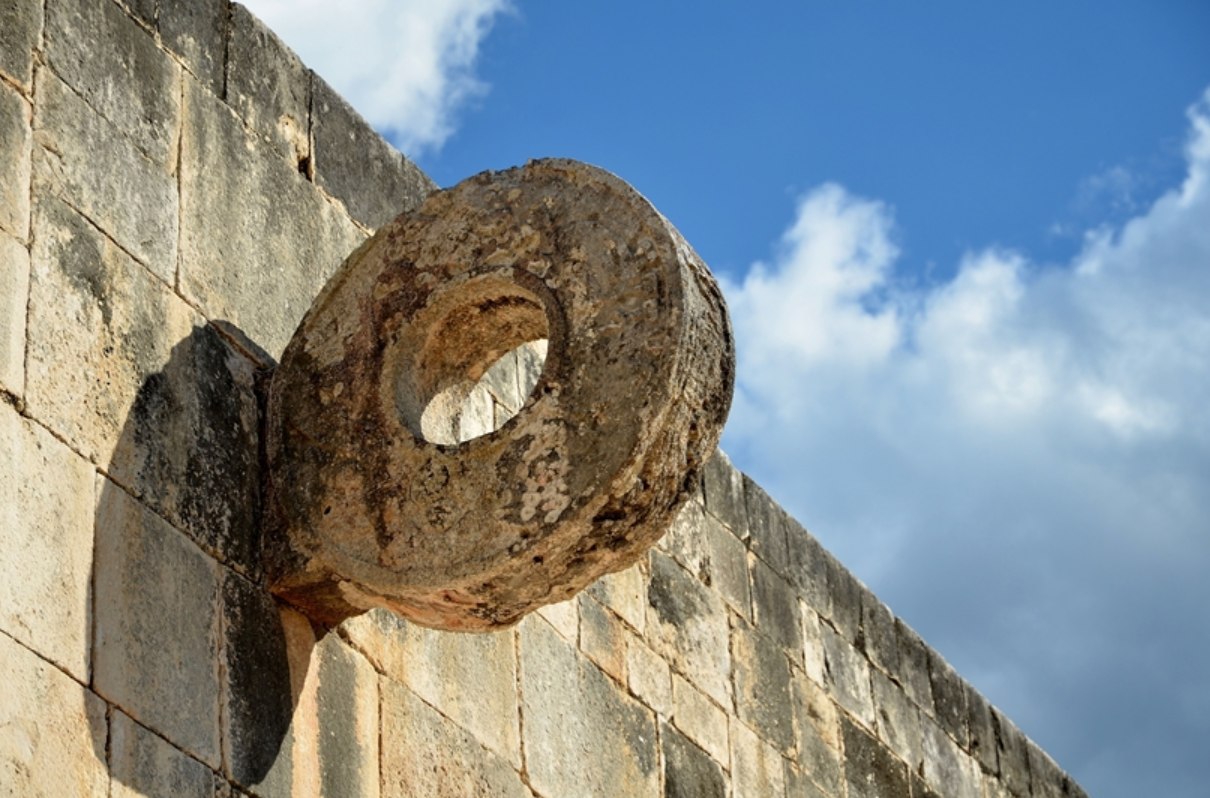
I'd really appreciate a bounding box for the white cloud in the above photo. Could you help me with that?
[722,89,1210,795]
[240,0,509,155]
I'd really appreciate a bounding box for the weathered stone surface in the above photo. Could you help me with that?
[0,232,28,395]
[919,714,982,798]
[93,478,221,767]
[823,553,864,647]
[671,672,730,768]
[342,615,520,768]
[895,618,936,712]
[519,617,659,798]
[221,572,299,794]
[587,557,648,633]
[785,762,830,798]
[0,0,41,91]
[800,608,828,687]
[819,622,875,729]
[0,405,93,680]
[646,551,732,706]
[534,596,578,641]
[224,4,310,165]
[661,497,752,618]
[662,723,727,798]
[732,615,795,753]
[316,637,380,798]
[0,80,31,241]
[842,715,911,798]
[381,679,531,798]
[626,630,673,716]
[791,673,842,796]
[784,516,831,616]
[580,594,627,685]
[750,552,804,657]
[267,159,734,630]
[32,69,178,280]
[731,718,788,798]
[701,448,748,538]
[1027,738,1086,798]
[870,668,923,772]
[991,708,1031,797]
[928,649,970,748]
[861,591,900,676]
[111,709,214,798]
[965,680,998,776]
[179,73,365,358]
[159,0,228,95]
[311,73,434,229]
[744,475,792,575]
[0,633,107,796]
[44,0,181,164]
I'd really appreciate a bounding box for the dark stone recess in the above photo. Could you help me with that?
[318,642,365,798]
[842,715,911,798]
[662,723,726,798]
[311,72,435,230]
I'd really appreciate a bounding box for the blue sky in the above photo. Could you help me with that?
[246,2,1210,795]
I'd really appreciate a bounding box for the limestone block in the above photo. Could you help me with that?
[32,70,178,281]
[790,673,842,796]
[991,708,1031,797]
[841,715,911,798]
[122,0,158,29]
[823,553,864,647]
[586,557,648,633]
[895,617,936,712]
[348,619,520,769]
[784,516,831,617]
[819,622,875,729]
[0,80,31,241]
[981,771,1014,798]
[660,497,752,619]
[965,680,999,775]
[744,475,792,575]
[221,573,305,794]
[179,74,365,358]
[225,4,311,165]
[919,714,982,798]
[93,478,221,767]
[870,668,924,772]
[159,0,228,95]
[928,648,970,748]
[380,680,531,798]
[731,615,795,753]
[800,608,827,687]
[671,673,729,769]
[110,710,214,798]
[860,591,901,676]
[0,232,29,395]
[579,594,627,685]
[44,0,181,164]
[784,762,830,798]
[312,73,434,229]
[0,405,94,681]
[0,634,108,797]
[519,618,659,798]
[625,631,672,716]
[750,551,804,657]
[645,551,732,706]
[315,638,380,798]
[662,723,727,798]
[0,0,41,92]
[535,596,579,642]
[730,719,788,798]
[701,448,748,539]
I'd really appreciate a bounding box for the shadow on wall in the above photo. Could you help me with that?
[88,323,348,795]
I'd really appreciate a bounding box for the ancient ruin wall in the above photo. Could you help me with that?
[0,1,1087,796]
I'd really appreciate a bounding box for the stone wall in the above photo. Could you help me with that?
[0,1,1087,796]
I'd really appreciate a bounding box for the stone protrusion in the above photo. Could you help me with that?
[266,159,735,630]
